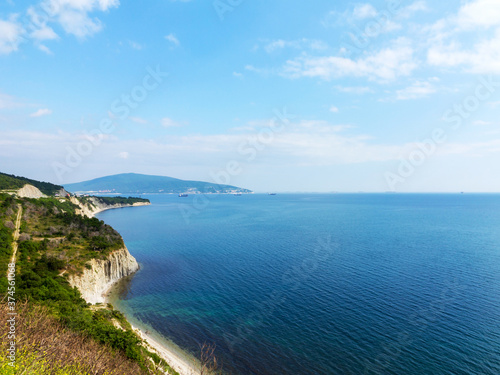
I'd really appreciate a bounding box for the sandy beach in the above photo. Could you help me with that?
[131,324,199,375]
[104,278,199,375]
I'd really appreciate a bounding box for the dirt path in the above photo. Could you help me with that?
[9,204,22,267]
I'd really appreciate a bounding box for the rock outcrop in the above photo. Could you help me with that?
[68,247,139,304]
[70,196,150,218]
[17,184,47,199]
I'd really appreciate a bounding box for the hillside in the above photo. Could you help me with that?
[1,301,145,374]
[0,186,177,374]
[0,172,65,196]
[64,173,253,194]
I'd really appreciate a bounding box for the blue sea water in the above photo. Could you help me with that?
[98,194,500,375]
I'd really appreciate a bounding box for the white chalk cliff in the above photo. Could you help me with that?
[68,247,139,304]
[66,196,149,304]
[70,196,150,218]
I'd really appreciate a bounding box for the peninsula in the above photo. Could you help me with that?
[64,172,253,195]
[0,172,198,374]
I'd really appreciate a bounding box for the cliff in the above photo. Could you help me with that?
[68,247,139,304]
[0,174,179,374]
[70,196,151,218]
[66,197,149,304]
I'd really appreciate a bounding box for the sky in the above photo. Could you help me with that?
[1,0,500,192]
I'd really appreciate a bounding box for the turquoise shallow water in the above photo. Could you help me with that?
[98,194,500,375]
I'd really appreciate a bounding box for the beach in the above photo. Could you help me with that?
[131,324,199,375]
[104,275,200,375]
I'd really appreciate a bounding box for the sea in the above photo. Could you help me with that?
[99,193,500,375]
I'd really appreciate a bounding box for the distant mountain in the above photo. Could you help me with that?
[64,173,253,194]
[0,172,64,196]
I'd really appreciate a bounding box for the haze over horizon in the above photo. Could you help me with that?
[1,0,500,192]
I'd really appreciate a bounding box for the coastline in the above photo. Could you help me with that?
[90,201,151,217]
[93,202,201,375]
[104,271,200,375]
[131,324,199,375]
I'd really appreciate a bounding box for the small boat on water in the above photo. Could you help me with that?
[268,193,277,196]
[178,193,188,197]
[234,192,242,196]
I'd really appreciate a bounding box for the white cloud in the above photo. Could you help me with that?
[324,1,426,30]
[30,108,52,117]
[329,106,339,113]
[3,120,500,188]
[240,120,403,165]
[245,65,259,72]
[43,0,119,13]
[473,120,492,126]
[334,86,373,94]
[161,117,182,128]
[455,0,500,30]
[27,7,58,41]
[488,101,500,108]
[428,29,500,73]
[130,117,148,124]
[321,11,338,28]
[244,64,270,75]
[353,4,378,19]
[282,41,417,82]
[425,0,500,73]
[0,16,24,55]
[39,0,120,39]
[233,72,243,78]
[37,44,53,54]
[165,33,180,47]
[0,0,119,55]
[150,120,402,166]
[352,1,426,21]
[98,0,120,11]
[0,92,23,109]
[31,26,58,41]
[263,38,328,53]
[396,80,437,100]
[398,1,428,19]
[128,40,142,50]
[57,8,102,38]
[438,139,500,157]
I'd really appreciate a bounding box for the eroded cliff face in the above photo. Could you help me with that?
[68,247,139,304]
[17,184,47,199]
[69,196,150,218]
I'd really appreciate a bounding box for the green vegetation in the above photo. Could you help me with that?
[0,193,16,293]
[0,190,179,375]
[93,196,150,205]
[10,233,179,374]
[78,195,150,206]
[0,172,63,196]
[0,301,145,375]
[21,198,124,272]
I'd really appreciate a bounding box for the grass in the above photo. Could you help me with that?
[0,193,181,375]
[0,301,144,375]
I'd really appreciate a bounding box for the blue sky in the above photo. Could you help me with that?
[1,0,500,192]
